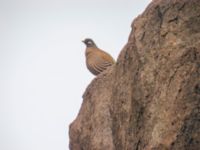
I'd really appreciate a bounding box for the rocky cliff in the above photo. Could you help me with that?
[69,0,200,149]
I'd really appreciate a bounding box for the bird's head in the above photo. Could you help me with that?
[82,38,97,47]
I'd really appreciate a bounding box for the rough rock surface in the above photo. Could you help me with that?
[69,0,200,149]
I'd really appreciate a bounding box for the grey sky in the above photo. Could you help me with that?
[0,0,150,150]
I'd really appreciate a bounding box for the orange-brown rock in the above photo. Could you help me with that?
[69,0,200,149]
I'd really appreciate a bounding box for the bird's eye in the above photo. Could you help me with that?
[87,41,93,45]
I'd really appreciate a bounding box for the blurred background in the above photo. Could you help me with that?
[0,0,150,150]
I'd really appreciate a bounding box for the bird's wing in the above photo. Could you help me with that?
[94,54,114,72]
[86,60,100,75]
[86,48,115,75]
[98,50,115,64]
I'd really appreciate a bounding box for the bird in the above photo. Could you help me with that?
[82,38,115,76]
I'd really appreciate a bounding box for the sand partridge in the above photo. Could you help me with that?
[82,38,115,75]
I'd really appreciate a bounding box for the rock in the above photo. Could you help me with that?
[69,0,200,149]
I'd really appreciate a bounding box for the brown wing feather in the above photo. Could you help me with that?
[86,47,115,75]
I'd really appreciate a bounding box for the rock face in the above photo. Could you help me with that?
[69,0,200,149]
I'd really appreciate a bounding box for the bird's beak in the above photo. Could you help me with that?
[82,40,85,43]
